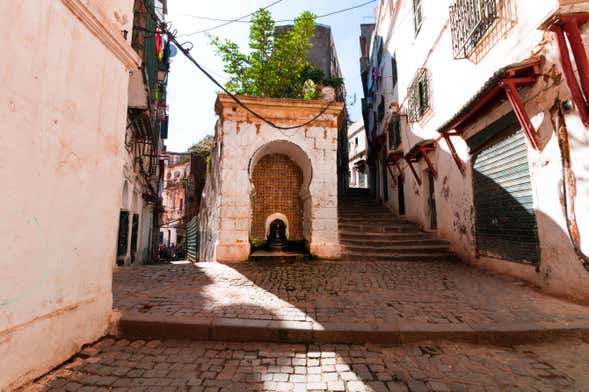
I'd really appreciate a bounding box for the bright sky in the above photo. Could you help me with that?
[165,0,377,152]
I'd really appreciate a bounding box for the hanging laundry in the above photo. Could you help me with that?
[155,33,163,61]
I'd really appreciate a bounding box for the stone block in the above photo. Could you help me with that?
[217,229,248,243]
[216,242,250,263]
[310,242,341,259]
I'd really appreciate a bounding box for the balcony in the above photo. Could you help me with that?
[449,0,498,59]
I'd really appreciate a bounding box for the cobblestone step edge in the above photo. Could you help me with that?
[112,313,589,347]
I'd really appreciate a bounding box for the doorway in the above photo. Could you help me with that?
[427,171,437,229]
[382,161,389,202]
[397,176,405,215]
[130,213,139,264]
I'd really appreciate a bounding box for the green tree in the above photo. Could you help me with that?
[210,9,317,99]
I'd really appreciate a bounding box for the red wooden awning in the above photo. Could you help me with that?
[542,13,589,126]
[404,140,436,185]
[437,56,543,173]
[385,151,405,185]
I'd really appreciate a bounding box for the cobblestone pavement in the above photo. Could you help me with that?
[25,337,589,391]
[113,261,589,327]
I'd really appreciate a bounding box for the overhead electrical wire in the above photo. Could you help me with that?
[144,2,332,131]
[177,0,284,37]
[173,0,377,35]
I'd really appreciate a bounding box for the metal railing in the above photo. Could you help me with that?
[449,0,498,59]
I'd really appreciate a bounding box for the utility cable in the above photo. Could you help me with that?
[178,0,284,37]
[174,0,377,35]
[278,0,377,22]
[144,2,333,131]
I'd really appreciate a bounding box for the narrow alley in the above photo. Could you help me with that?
[4,0,589,391]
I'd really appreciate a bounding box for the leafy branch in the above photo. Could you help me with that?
[209,9,318,99]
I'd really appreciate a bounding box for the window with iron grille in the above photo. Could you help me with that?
[388,117,401,149]
[449,0,498,59]
[391,54,398,88]
[407,68,430,122]
[413,0,423,35]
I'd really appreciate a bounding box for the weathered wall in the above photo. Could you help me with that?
[370,0,589,301]
[199,135,222,262]
[0,0,137,389]
[198,95,344,262]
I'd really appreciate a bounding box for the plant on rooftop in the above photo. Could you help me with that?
[210,9,318,99]
[300,65,344,89]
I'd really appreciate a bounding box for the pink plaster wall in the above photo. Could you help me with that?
[0,0,134,389]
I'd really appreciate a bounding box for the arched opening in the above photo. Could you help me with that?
[264,213,290,240]
[249,141,313,253]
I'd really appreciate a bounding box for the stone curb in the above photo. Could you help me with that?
[114,313,589,346]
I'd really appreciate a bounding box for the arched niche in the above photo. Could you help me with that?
[248,140,313,245]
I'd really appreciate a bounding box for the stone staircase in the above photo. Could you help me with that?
[339,188,454,261]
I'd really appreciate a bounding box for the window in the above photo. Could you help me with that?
[412,0,423,35]
[407,68,430,122]
[377,95,385,123]
[388,117,401,149]
[449,0,497,59]
[355,137,358,146]
[116,211,130,258]
[391,54,398,88]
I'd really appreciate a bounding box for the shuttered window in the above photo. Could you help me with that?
[471,118,540,264]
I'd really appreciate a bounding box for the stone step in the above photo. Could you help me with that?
[338,218,412,224]
[250,251,309,263]
[338,210,393,216]
[338,225,422,233]
[338,213,395,218]
[341,252,455,261]
[338,210,396,215]
[339,207,384,209]
[340,238,449,247]
[343,244,450,254]
[114,313,589,346]
[338,201,387,208]
[339,231,434,240]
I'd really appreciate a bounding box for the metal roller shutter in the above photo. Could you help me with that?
[186,216,198,262]
[471,123,540,264]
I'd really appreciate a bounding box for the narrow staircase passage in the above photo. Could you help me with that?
[339,189,453,261]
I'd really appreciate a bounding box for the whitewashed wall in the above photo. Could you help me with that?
[370,0,589,300]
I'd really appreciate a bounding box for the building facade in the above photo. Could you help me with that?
[277,24,350,194]
[0,0,140,389]
[348,121,369,188]
[160,155,190,250]
[116,0,170,266]
[361,0,589,300]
